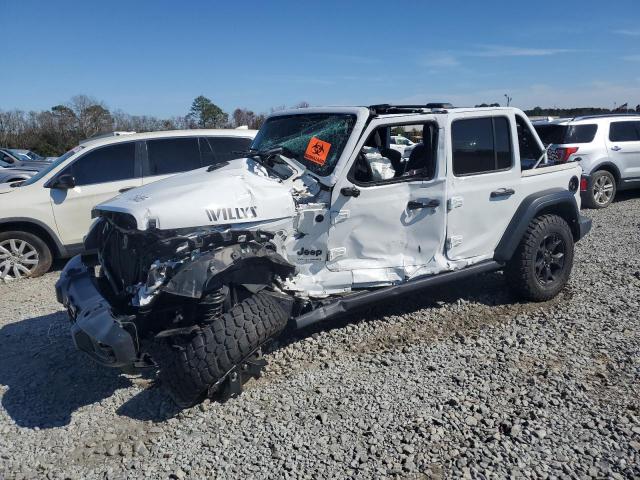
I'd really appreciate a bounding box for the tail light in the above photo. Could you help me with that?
[580,177,588,192]
[555,146,579,162]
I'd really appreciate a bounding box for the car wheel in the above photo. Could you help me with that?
[0,231,53,280]
[160,291,289,408]
[586,170,616,209]
[505,214,574,302]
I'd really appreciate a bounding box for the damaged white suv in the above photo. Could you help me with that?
[57,105,592,407]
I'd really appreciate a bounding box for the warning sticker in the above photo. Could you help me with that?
[304,137,331,165]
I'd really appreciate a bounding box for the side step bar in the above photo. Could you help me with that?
[295,260,503,330]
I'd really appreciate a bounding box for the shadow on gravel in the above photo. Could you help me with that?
[613,190,640,204]
[0,271,525,426]
[0,311,133,429]
[272,271,516,355]
[116,385,181,422]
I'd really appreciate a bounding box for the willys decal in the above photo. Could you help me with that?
[206,206,258,222]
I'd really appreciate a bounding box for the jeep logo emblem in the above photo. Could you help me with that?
[297,247,323,257]
[206,206,258,222]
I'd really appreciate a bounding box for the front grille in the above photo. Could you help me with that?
[99,220,146,295]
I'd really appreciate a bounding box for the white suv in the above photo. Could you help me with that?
[0,129,256,280]
[534,114,640,208]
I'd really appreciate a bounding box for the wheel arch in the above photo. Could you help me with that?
[494,189,582,262]
[590,162,621,185]
[0,218,65,258]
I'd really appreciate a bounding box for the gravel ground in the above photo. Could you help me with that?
[1,193,639,480]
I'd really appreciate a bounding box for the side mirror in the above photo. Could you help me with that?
[50,174,76,189]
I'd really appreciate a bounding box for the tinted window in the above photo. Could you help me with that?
[609,121,640,142]
[565,124,597,143]
[199,137,216,165]
[64,142,136,185]
[147,137,201,176]
[495,118,512,169]
[209,136,252,162]
[452,117,512,176]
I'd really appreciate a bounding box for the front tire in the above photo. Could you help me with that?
[0,231,52,280]
[161,291,289,407]
[585,170,616,209]
[505,214,574,302]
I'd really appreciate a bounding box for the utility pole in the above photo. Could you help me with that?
[504,94,512,107]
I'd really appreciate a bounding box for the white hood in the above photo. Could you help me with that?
[96,158,296,231]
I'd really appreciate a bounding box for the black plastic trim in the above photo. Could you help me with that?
[295,260,503,329]
[494,188,587,263]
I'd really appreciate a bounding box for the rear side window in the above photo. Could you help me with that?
[565,124,597,143]
[534,124,598,145]
[208,136,252,162]
[65,142,136,186]
[147,137,201,176]
[452,117,513,176]
[609,121,640,142]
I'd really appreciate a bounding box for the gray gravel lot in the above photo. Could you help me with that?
[1,193,639,479]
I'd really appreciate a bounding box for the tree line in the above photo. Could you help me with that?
[3,94,639,157]
[0,95,308,157]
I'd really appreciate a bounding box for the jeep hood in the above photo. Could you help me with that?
[95,158,296,231]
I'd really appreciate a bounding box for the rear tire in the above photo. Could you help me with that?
[0,231,52,280]
[505,214,574,302]
[584,170,616,209]
[161,291,289,407]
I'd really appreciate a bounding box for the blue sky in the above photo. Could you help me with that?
[2,0,639,117]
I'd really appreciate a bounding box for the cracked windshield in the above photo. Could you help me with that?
[251,113,356,176]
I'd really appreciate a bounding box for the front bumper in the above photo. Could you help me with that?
[56,255,138,368]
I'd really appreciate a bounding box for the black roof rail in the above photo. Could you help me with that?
[369,103,453,115]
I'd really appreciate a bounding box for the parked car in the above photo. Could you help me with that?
[56,104,591,407]
[7,149,45,162]
[389,134,415,155]
[534,114,640,208]
[0,148,50,169]
[0,129,256,280]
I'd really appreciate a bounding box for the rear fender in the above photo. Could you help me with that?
[494,188,590,262]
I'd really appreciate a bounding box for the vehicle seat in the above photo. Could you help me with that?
[379,147,402,176]
[406,124,436,178]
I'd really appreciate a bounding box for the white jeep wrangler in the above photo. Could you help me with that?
[57,104,591,407]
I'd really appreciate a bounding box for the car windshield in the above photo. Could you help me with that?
[20,145,84,186]
[534,124,597,145]
[250,113,357,176]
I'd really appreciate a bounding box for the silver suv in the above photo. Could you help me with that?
[534,114,640,208]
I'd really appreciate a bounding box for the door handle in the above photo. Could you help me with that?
[611,146,622,152]
[490,188,515,198]
[119,186,136,193]
[340,186,361,197]
[407,199,440,210]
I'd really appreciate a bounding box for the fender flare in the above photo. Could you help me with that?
[493,188,587,262]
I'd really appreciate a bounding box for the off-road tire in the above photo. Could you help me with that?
[505,214,574,302]
[161,291,289,407]
[0,230,53,280]
[584,170,616,209]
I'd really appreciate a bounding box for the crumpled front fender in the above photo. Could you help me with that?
[162,242,295,298]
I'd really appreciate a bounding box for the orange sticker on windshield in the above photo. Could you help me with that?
[304,137,331,165]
